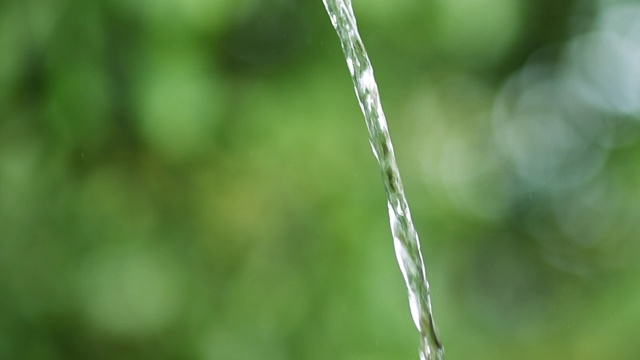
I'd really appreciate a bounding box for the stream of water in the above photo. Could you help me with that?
[321,1,444,359]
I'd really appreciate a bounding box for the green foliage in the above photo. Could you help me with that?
[1,0,639,359]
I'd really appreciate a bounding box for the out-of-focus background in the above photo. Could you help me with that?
[2,0,640,359]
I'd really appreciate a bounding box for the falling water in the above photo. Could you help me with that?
[322,1,444,359]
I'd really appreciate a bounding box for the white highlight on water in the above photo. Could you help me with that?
[322,1,444,359]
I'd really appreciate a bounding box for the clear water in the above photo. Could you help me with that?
[321,1,444,359]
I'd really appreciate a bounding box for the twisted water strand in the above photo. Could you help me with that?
[322,1,443,359]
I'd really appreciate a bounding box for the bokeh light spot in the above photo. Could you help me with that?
[136,52,223,160]
[77,246,185,337]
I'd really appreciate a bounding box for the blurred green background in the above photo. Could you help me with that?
[2,0,640,359]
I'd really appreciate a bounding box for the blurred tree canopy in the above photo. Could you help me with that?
[2,0,640,359]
